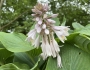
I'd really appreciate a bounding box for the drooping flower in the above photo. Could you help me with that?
[26,2,70,68]
[57,53,62,67]
[33,35,40,48]
[26,29,37,44]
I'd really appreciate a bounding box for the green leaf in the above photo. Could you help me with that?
[13,52,34,68]
[66,33,78,43]
[53,18,60,26]
[0,32,34,52]
[14,52,40,69]
[5,55,14,64]
[27,48,45,69]
[75,28,90,36]
[61,17,66,26]
[0,42,4,48]
[0,63,29,70]
[72,23,90,36]
[46,44,90,70]
[30,57,40,70]
[72,22,84,29]
[85,24,90,29]
[74,35,90,54]
[30,23,35,30]
[67,33,90,54]
[27,48,42,57]
[0,48,12,65]
[14,62,30,69]
[66,32,90,54]
[74,28,90,36]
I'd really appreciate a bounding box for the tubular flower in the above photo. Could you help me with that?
[26,3,70,68]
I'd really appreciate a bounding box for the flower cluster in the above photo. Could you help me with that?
[26,3,69,68]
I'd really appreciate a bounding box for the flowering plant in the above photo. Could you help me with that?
[0,1,90,70]
[26,3,69,68]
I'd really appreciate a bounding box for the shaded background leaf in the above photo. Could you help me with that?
[0,48,13,65]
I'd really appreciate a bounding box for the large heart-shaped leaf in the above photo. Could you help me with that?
[46,44,90,70]
[0,32,34,52]
[66,32,90,54]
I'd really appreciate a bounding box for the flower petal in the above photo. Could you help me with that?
[36,17,40,21]
[47,19,56,24]
[38,20,42,25]
[50,41,57,57]
[45,41,52,56]
[53,26,70,31]
[26,29,36,44]
[40,53,47,60]
[43,3,49,11]
[45,35,52,56]
[45,29,49,34]
[54,29,68,43]
[57,54,62,68]
[35,24,42,33]
[51,33,60,52]
[43,14,48,18]
[42,24,46,29]
[51,14,58,18]
[31,14,36,16]
[53,38,60,52]
[34,35,40,48]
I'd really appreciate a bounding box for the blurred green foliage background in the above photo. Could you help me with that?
[0,0,90,34]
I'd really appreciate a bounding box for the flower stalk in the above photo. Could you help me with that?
[26,3,70,68]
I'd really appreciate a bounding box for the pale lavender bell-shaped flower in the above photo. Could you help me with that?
[47,19,56,24]
[26,2,70,68]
